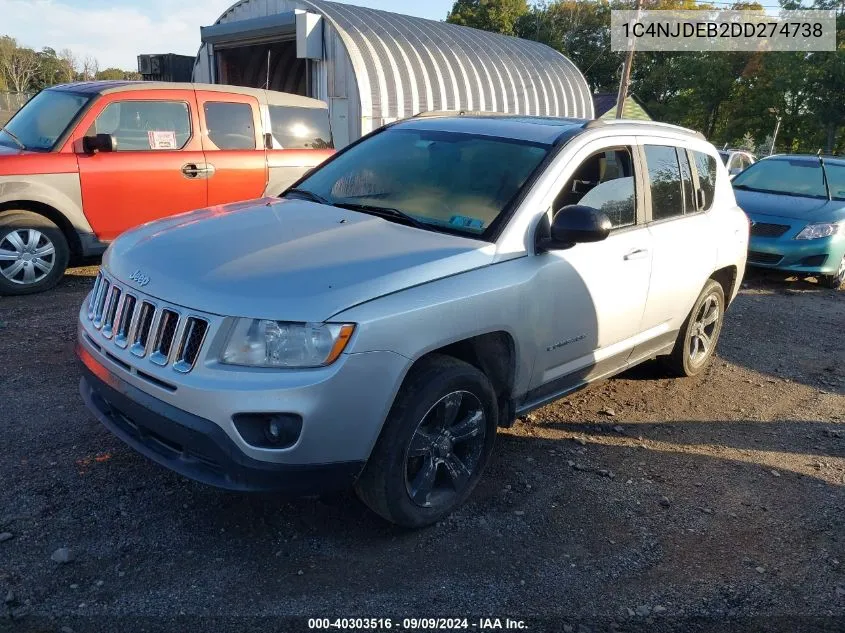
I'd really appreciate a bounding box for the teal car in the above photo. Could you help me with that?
[732,154,845,289]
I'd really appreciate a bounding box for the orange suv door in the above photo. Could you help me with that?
[73,89,208,241]
[194,91,267,206]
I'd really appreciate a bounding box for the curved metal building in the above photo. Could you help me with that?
[194,0,593,147]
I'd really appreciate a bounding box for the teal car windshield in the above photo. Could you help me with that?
[0,90,91,151]
[292,127,551,237]
[733,158,845,201]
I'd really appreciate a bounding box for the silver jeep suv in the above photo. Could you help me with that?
[77,114,748,527]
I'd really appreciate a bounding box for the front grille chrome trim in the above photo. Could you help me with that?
[84,270,211,374]
[92,278,110,329]
[101,286,122,339]
[149,309,180,367]
[113,294,137,349]
[173,317,210,373]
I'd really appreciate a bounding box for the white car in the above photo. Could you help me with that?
[719,148,757,178]
[77,114,749,527]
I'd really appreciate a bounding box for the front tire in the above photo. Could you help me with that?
[355,355,498,528]
[0,210,70,296]
[821,255,845,289]
[661,279,725,377]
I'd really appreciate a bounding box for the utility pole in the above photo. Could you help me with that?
[768,108,781,156]
[616,0,643,119]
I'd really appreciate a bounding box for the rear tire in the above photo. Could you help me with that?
[355,354,497,528]
[661,279,725,377]
[0,210,69,296]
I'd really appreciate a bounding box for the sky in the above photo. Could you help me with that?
[1,0,456,71]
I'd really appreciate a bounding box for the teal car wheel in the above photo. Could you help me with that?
[822,254,845,289]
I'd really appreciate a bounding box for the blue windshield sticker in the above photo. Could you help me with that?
[449,215,485,229]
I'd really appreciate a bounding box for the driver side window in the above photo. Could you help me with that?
[87,100,191,151]
[553,147,637,229]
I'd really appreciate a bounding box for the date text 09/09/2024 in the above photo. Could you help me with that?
[308,618,528,630]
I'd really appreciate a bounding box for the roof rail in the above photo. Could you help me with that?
[412,110,513,119]
[584,118,706,140]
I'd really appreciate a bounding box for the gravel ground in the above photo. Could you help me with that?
[0,266,843,633]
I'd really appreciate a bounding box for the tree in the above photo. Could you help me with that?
[515,1,621,92]
[58,49,77,83]
[447,0,529,35]
[96,67,126,81]
[80,55,99,81]
[33,47,74,89]
[0,36,39,93]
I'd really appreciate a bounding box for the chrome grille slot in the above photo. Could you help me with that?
[150,309,179,366]
[87,273,103,319]
[92,278,110,328]
[130,302,156,357]
[101,286,122,338]
[114,294,136,348]
[173,318,209,373]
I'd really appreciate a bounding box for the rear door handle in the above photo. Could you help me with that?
[623,248,649,261]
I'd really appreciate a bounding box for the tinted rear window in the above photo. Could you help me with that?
[644,145,684,221]
[204,102,256,150]
[269,106,333,149]
[692,151,718,210]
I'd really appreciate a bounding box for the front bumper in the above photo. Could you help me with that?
[79,351,365,493]
[78,293,409,467]
[747,215,845,274]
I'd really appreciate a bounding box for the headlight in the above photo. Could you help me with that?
[794,223,841,240]
[221,319,355,368]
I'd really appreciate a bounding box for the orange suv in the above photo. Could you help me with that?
[0,81,334,295]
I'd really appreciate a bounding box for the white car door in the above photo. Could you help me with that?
[637,141,718,341]
[526,141,654,401]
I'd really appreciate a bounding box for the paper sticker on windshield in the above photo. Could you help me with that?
[147,130,177,150]
[449,215,485,230]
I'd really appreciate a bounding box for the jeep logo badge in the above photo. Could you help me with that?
[129,270,150,287]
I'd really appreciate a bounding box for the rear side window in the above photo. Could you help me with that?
[204,102,256,150]
[91,101,191,151]
[678,150,696,213]
[643,145,683,221]
[269,106,333,149]
[692,151,718,210]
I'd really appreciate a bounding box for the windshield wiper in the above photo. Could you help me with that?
[0,126,25,150]
[283,188,331,205]
[333,202,429,230]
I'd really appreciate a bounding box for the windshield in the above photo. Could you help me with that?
[732,158,845,201]
[291,127,551,237]
[718,151,730,165]
[0,90,91,151]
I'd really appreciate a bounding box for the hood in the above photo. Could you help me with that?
[104,198,495,321]
[735,189,845,223]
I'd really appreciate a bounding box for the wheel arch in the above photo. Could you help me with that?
[710,265,738,308]
[403,331,518,428]
[0,200,82,257]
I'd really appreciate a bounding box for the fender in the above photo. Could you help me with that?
[0,174,102,254]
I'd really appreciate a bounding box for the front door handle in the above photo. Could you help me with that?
[181,163,215,179]
[623,248,649,261]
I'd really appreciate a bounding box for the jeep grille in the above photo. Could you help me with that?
[86,272,209,373]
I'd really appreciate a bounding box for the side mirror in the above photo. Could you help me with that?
[540,205,612,250]
[81,133,116,154]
